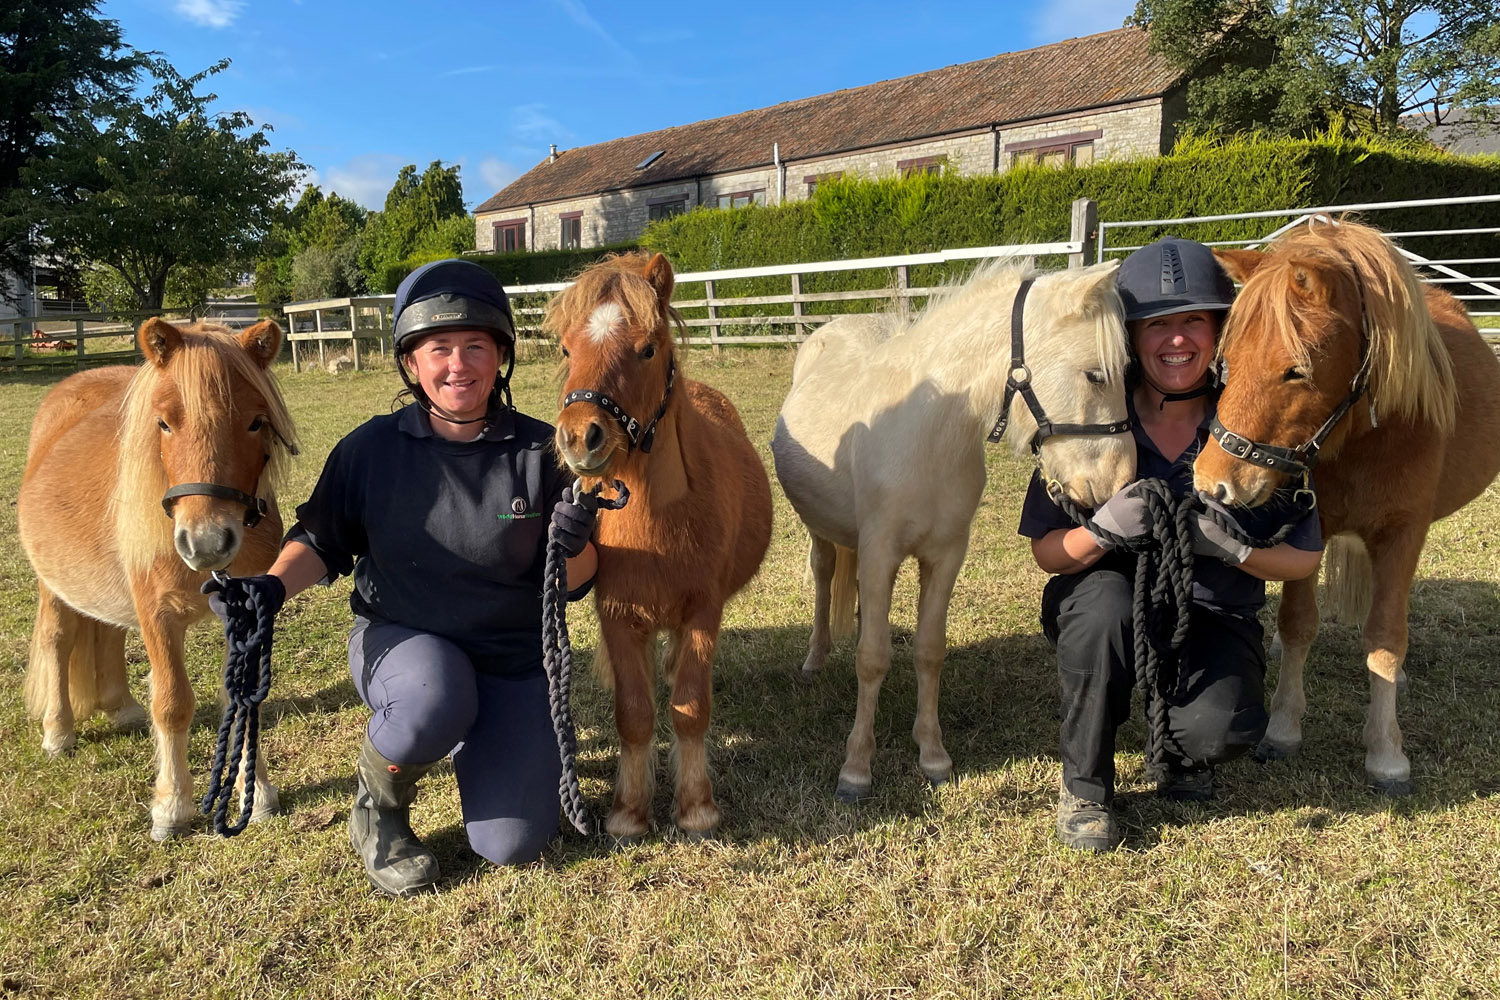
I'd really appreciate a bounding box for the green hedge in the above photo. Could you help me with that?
[639,135,1500,326]
[379,241,640,293]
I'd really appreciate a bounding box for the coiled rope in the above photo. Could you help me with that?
[1052,481,1310,775]
[200,570,276,837]
[542,479,629,835]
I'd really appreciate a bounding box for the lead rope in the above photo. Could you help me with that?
[1052,482,1310,776]
[542,479,629,836]
[200,570,276,836]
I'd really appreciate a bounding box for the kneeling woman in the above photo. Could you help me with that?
[1018,237,1323,852]
[211,260,598,894]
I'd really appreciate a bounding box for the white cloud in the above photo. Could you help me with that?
[173,0,247,29]
[476,158,521,198]
[552,0,637,67]
[1030,0,1136,44]
[439,65,503,77]
[322,154,409,212]
[513,104,571,143]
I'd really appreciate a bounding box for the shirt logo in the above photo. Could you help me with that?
[496,496,540,521]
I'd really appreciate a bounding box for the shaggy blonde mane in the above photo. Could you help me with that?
[1223,218,1456,433]
[114,323,298,572]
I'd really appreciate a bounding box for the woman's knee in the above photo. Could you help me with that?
[466,819,554,867]
[1173,699,1268,764]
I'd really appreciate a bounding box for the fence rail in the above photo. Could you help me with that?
[7,193,1499,370]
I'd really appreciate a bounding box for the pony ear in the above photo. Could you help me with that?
[1213,248,1266,284]
[239,319,283,369]
[643,253,675,306]
[138,317,183,368]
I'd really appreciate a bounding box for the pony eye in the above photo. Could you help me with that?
[561,347,570,358]
[249,416,265,433]
[1283,367,1307,382]
[157,418,171,433]
[639,343,656,361]
[1084,370,1106,385]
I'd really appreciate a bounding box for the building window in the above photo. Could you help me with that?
[896,156,946,177]
[804,171,844,195]
[493,219,526,253]
[714,189,763,209]
[1005,129,1102,169]
[560,213,582,250]
[648,197,687,222]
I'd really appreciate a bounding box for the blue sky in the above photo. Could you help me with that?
[100,0,1140,211]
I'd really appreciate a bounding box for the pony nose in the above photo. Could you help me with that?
[584,420,606,453]
[1213,483,1229,502]
[174,523,240,571]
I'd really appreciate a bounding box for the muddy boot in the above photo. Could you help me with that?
[1055,784,1121,852]
[348,736,441,897]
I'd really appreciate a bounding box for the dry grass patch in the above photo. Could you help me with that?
[1,348,1498,999]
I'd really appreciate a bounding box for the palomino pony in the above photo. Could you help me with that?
[772,260,1136,801]
[1195,219,1500,793]
[19,318,299,838]
[547,252,772,839]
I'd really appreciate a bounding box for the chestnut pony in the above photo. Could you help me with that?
[19,318,298,838]
[772,260,1135,801]
[1195,220,1500,794]
[547,253,772,839]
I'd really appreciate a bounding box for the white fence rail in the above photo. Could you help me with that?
[0,301,270,369]
[1099,192,1500,330]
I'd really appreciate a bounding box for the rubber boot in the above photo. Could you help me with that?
[348,735,441,897]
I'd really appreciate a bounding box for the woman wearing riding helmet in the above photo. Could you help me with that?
[1016,237,1324,852]
[205,259,598,895]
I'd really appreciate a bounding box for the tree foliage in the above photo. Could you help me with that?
[359,161,467,290]
[0,0,140,300]
[1129,0,1500,138]
[29,57,304,310]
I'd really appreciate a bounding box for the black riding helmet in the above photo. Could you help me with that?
[1116,236,1235,322]
[392,259,518,424]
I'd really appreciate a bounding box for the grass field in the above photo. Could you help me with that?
[2,348,1499,999]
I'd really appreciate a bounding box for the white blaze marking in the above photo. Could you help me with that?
[587,303,624,343]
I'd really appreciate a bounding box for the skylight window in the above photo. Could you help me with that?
[636,150,665,170]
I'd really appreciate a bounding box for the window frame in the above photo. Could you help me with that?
[492,218,527,253]
[647,195,688,222]
[1004,129,1103,169]
[896,155,946,178]
[559,212,582,250]
[803,171,844,195]
[714,188,764,209]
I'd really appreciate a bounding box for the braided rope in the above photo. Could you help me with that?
[200,574,276,837]
[542,480,628,836]
[1053,481,1312,774]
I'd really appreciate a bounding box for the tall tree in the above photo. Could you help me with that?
[29,58,304,310]
[1129,1,1500,138]
[360,161,466,289]
[0,0,140,299]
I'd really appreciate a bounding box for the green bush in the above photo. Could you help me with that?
[638,135,1500,329]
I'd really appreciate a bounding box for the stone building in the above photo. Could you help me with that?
[473,26,1185,253]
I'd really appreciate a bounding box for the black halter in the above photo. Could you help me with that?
[986,278,1133,452]
[563,356,676,454]
[162,481,268,528]
[1209,292,1373,479]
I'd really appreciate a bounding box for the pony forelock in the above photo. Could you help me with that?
[1223,219,1456,433]
[114,324,299,572]
[544,252,684,346]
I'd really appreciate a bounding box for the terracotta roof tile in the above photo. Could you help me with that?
[476,27,1182,213]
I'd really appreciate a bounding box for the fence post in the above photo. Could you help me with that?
[1070,197,1098,268]
[791,273,806,341]
[896,265,910,321]
[11,323,21,364]
[75,319,85,361]
[705,279,721,357]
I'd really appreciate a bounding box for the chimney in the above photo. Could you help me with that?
[549,144,558,163]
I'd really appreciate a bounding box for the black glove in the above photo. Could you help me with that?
[1191,497,1253,565]
[551,487,598,558]
[1086,480,1153,550]
[201,574,287,630]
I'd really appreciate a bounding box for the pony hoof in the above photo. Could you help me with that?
[109,705,150,732]
[926,772,954,791]
[1368,776,1413,797]
[834,779,871,805]
[677,827,718,843]
[41,733,77,757]
[1253,739,1300,763]
[149,823,188,842]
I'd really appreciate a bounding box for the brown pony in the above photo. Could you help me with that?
[546,252,772,840]
[19,318,298,838]
[1194,220,1500,794]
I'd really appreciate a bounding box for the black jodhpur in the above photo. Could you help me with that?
[1041,563,1269,805]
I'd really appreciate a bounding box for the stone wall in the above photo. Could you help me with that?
[474,98,1171,251]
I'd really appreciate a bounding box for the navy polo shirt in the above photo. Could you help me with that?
[285,403,571,674]
[1017,392,1322,619]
